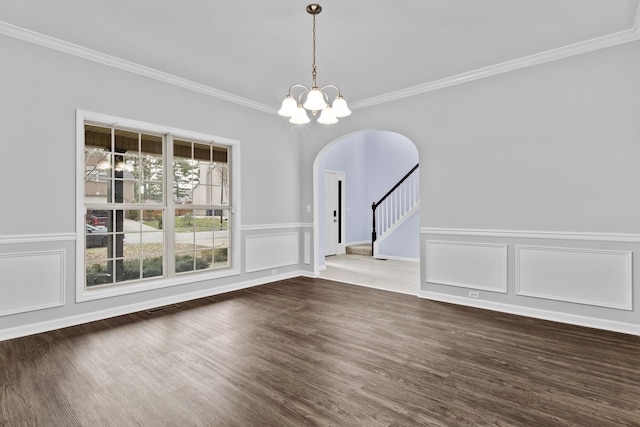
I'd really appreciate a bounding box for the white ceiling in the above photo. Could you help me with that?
[2,1,639,111]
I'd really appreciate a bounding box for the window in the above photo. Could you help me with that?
[172,139,230,274]
[79,112,236,298]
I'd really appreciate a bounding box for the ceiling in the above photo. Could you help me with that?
[1,1,639,112]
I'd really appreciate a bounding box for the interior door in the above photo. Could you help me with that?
[325,172,338,256]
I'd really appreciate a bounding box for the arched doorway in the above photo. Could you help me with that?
[312,130,420,294]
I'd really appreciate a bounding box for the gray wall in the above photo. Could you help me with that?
[303,40,640,334]
[303,40,640,232]
[2,32,640,337]
[0,35,304,337]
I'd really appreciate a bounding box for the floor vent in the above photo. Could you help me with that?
[145,304,181,315]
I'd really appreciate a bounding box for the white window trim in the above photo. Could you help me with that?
[75,109,241,302]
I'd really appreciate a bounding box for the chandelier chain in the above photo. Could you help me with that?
[312,13,317,87]
[278,3,351,124]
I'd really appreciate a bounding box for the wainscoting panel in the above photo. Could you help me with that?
[425,240,507,292]
[245,232,299,273]
[304,232,311,265]
[516,245,632,310]
[0,250,65,316]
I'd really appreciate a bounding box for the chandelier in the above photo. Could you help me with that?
[278,4,351,124]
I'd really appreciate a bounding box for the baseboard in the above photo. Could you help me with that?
[419,291,640,337]
[0,271,304,342]
[298,270,320,278]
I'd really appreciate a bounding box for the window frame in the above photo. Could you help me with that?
[76,110,240,302]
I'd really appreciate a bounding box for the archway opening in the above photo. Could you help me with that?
[312,130,420,294]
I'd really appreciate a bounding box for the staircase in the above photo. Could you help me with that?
[371,163,419,257]
[346,244,373,256]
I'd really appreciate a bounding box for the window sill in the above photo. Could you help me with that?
[76,268,241,303]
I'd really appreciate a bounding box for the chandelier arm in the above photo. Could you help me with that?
[318,90,329,106]
[287,84,309,96]
[320,84,342,98]
[297,91,309,105]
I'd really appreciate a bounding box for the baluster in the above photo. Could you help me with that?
[383,202,386,234]
[402,183,406,214]
[393,192,397,223]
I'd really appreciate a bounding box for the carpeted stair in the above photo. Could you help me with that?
[346,244,372,256]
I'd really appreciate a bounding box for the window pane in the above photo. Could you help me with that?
[141,210,164,278]
[140,153,163,204]
[115,129,138,152]
[215,209,230,232]
[86,259,113,287]
[141,181,163,204]
[142,155,163,182]
[175,252,195,274]
[174,140,194,204]
[212,186,229,205]
[85,149,112,203]
[85,125,111,150]
[117,258,140,282]
[213,210,230,269]
[195,250,213,270]
[143,256,163,278]
[214,248,229,270]
[173,160,196,204]
[85,222,109,247]
[140,134,162,156]
[194,209,212,230]
[142,209,163,231]
[175,208,195,274]
[193,143,211,162]
[175,209,195,232]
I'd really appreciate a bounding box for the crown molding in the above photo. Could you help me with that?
[2,3,639,114]
[0,21,276,115]
[351,6,640,110]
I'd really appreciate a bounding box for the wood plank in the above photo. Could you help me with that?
[1,277,639,426]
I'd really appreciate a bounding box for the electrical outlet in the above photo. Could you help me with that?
[271,269,278,275]
[469,290,480,299]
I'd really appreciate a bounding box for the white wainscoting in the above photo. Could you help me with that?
[516,245,633,310]
[0,250,65,316]
[304,232,311,265]
[245,232,299,273]
[425,240,507,293]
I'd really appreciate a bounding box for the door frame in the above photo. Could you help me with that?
[325,170,346,256]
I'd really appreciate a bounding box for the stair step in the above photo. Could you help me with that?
[346,244,372,256]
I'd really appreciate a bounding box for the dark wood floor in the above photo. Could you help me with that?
[1,277,640,426]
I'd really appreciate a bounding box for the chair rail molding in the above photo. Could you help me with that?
[421,228,640,243]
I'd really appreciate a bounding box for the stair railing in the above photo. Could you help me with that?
[371,163,419,255]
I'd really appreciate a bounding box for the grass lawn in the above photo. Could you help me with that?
[143,215,228,231]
